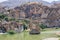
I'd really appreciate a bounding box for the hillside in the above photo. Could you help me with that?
[13,2,60,27]
[0,0,51,9]
[0,2,60,27]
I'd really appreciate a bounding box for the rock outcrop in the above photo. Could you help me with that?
[6,2,60,27]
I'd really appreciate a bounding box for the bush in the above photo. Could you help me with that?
[24,20,30,24]
[9,18,15,21]
[0,14,6,19]
[22,20,29,30]
[39,24,47,29]
[23,24,27,30]
[55,27,59,29]
[5,17,9,21]
[7,30,16,35]
[16,20,19,22]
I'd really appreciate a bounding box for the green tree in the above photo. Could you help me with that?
[22,20,30,30]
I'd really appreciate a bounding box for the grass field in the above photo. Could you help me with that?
[0,33,24,40]
[42,28,60,31]
[24,31,59,40]
[0,28,60,40]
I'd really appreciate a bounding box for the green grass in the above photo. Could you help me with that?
[42,28,60,31]
[0,28,60,40]
[0,33,24,40]
[24,31,59,40]
[0,32,58,40]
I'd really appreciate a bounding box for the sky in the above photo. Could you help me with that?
[43,0,59,3]
[0,0,8,2]
[0,0,59,3]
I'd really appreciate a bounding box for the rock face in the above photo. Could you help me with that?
[9,2,60,27]
[0,2,60,33]
[0,6,6,14]
[0,21,24,33]
[1,2,60,27]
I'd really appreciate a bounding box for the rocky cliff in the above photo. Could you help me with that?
[12,2,60,27]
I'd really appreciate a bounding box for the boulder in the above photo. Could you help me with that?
[29,29,40,35]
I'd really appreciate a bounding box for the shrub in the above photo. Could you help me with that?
[0,14,6,19]
[5,17,9,21]
[55,27,59,29]
[24,20,30,24]
[7,30,16,35]
[9,18,15,21]
[39,24,47,29]
[16,20,19,22]
[23,24,27,30]
[22,20,29,30]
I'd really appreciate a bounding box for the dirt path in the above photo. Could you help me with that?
[43,38,59,40]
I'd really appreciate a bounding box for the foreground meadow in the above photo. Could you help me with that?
[0,28,60,40]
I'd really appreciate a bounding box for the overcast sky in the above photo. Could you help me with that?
[43,0,59,3]
[0,0,59,3]
[0,0,7,2]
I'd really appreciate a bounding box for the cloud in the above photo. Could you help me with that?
[0,0,8,2]
[43,0,59,3]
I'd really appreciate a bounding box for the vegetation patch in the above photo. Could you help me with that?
[7,30,16,35]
